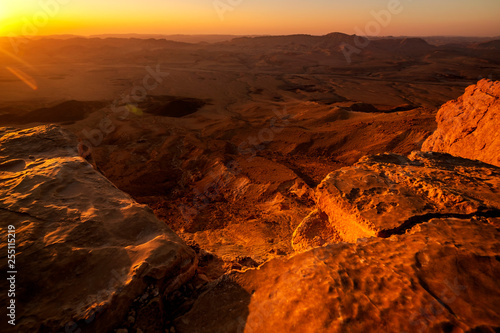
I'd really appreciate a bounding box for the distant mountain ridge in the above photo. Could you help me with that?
[222,32,435,55]
[3,32,497,46]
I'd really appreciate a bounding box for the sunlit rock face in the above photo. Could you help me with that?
[0,125,197,333]
[176,217,500,332]
[293,151,500,249]
[423,79,500,167]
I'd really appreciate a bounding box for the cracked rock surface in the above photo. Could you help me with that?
[0,125,197,333]
[293,151,500,247]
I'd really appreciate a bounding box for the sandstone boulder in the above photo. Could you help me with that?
[309,151,500,244]
[422,79,500,167]
[0,125,197,333]
[176,217,500,332]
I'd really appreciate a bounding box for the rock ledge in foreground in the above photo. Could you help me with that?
[0,125,197,333]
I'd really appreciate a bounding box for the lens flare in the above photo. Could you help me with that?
[126,104,143,116]
[5,66,38,90]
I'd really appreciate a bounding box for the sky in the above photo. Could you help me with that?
[0,0,499,37]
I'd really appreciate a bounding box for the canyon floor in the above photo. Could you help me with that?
[0,34,499,332]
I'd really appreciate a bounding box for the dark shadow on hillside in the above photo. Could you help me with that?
[140,96,207,118]
[0,100,106,125]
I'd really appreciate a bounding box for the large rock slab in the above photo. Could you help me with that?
[0,125,197,332]
[422,79,500,167]
[176,217,500,332]
[311,151,500,244]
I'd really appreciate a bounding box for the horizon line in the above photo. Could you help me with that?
[1,32,499,39]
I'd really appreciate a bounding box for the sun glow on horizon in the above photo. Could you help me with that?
[0,3,6,20]
[0,0,499,37]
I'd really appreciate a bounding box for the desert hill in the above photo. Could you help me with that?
[475,39,500,51]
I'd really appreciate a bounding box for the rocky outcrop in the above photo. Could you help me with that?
[176,217,500,332]
[175,149,500,332]
[0,125,197,333]
[422,79,500,167]
[293,151,500,247]
[294,81,500,249]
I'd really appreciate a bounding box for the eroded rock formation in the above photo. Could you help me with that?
[0,125,197,332]
[422,79,500,167]
[178,217,500,332]
[292,151,500,250]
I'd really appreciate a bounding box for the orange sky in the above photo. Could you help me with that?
[1,0,500,37]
